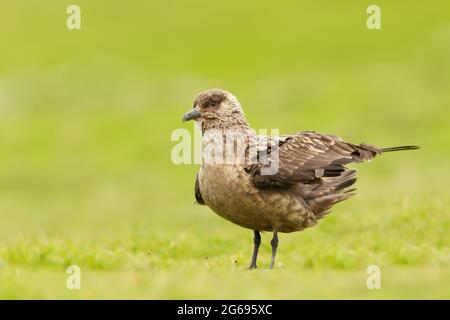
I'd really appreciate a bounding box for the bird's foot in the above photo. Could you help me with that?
[248,263,257,270]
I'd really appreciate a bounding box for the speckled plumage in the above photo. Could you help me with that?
[183,88,419,268]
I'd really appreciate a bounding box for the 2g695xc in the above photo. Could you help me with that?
[221,304,272,315]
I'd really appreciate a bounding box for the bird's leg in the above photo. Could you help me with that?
[248,230,261,270]
[269,232,278,269]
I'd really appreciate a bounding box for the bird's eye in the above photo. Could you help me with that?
[211,102,216,107]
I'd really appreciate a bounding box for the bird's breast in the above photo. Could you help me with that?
[198,164,309,232]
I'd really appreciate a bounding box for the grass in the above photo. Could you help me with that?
[0,0,449,299]
[0,187,448,298]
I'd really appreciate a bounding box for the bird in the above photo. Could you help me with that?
[182,88,419,270]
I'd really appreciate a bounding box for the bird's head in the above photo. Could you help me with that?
[182,89,249,131]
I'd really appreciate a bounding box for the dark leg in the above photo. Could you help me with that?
[248,230,261,270]
[269,232,278,269]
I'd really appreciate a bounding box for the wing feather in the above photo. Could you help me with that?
[195,173,205,205]
[247,131,381,188]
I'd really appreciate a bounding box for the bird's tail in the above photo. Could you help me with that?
[380,145,420,152]
[304,169,358,219]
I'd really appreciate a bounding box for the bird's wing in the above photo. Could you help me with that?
[246,131,381,188]
[195,173,205,205]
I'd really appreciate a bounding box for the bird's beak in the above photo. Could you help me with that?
[182,109,202,122]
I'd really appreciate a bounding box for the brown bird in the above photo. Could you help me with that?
[182,88,419,269]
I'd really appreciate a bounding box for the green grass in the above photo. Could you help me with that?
[0,0,449,299]
[0,192,448,298]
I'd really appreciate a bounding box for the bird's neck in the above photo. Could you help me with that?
[201,116,251,133]
[200,123,257,167]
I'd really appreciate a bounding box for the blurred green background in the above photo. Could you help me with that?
[0,0,449,299]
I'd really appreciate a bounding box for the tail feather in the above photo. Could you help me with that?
[335,178,357,191]
[302,144,419,221]
[352,144,420,162]
[304,169,357,219]
[380,145,420,152]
